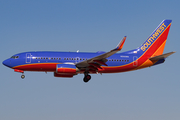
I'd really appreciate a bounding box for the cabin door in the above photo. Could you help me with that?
[133,56,138,67]
[26,53,31,63]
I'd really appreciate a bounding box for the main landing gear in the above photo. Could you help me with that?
[83,72,91,83]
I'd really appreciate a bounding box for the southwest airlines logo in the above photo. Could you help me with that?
[141,23,167,51]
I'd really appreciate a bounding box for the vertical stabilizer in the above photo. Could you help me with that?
[139,19,172,56]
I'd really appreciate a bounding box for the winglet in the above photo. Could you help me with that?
[112,36,126,51]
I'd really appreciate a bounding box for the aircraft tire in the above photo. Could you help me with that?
[83,75,91,83]
[21,75,25,79]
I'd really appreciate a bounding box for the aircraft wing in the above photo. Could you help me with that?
[76,36,126,70]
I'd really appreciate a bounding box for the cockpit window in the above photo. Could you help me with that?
[11,56,19,59]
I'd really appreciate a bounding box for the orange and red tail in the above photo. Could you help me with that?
[139,19,172,57]
[134,20,173,69]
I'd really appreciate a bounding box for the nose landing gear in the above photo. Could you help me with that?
[21,73,25,79]
[14,69,25,79]
[21,74,25,79]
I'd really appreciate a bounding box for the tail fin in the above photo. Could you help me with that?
[139,19,172,57]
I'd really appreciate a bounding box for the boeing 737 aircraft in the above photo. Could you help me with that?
[3,20,175,82]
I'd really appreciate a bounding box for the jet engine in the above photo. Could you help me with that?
[54,64,79,78]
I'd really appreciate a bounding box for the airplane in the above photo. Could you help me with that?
[2,19,175,82]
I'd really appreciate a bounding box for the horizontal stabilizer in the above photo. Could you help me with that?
[149,51,176,61]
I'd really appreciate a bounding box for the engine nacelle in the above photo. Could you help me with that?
[56,64,78,74]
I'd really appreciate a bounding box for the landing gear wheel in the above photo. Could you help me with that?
[83,75,91,83]
[21,75,25,79]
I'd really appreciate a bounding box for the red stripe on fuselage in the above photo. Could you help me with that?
[13,63,58,72]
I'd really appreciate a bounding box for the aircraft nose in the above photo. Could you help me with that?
[2,59,11,68]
